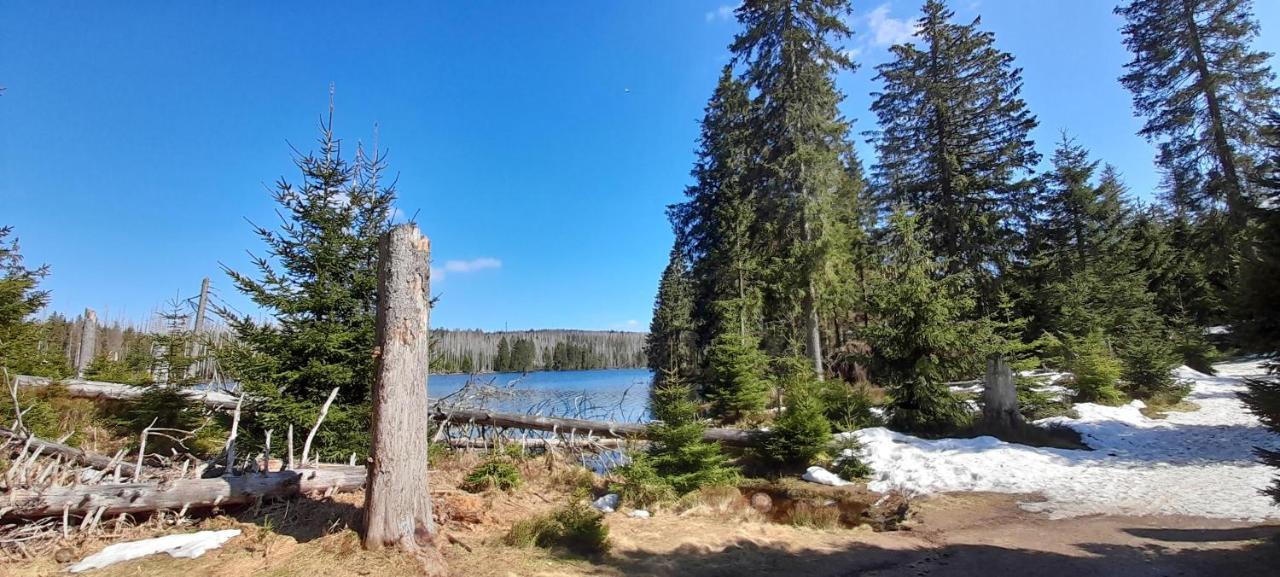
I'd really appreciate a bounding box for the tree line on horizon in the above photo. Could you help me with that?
[432,329,646,374]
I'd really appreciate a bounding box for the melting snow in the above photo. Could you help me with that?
[802,466,852,486]
[68,530,241,572]
[848,359,1280,521]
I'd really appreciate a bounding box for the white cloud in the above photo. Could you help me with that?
[431,257,501,281]
[864,3,919,47]
[705,4,734,23]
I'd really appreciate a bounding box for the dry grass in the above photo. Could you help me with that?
[1140,400,1200,419]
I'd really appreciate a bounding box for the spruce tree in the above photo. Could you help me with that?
[0,226,60,377]
[869,0,1039,312]
[705,332,770,423]
[1116,0,1279,232]
[220,98,395,459]
[729,0,861,377]
[1239,114,1280,352]
[860,211,983,435]
[643,372,737,494]
[669,66,762,352]
[495,337,511,372]
[645,243,697,387]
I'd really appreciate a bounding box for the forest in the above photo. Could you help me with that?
[432,329,645,373]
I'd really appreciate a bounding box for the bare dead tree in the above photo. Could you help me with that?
[362,224,440,571]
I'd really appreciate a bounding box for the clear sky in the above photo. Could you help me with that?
[2,1,1278,331]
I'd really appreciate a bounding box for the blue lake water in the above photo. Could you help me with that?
[429,368,653,423]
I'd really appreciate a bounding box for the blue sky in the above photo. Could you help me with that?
[2,1,1278,331]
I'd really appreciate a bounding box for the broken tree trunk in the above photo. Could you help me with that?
[363,224,437,556]
[432,407,759,446]
[0,426,143,477]
[982,354,1023,430]
[75,308,97,379]
[0,467,365,519]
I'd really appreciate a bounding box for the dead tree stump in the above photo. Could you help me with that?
[75,308,97,379]
[982,354,1023,431]
[363,224,439,563]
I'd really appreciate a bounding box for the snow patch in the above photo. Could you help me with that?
[69,530,241,573]
[802,466,851,487]
[850,360,1280,521]
[592,493,619,513]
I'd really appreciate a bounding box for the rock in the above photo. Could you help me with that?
[628,510,650,518]
[802,466,851,487]
[591,493,620,513]
[749,492,773,512]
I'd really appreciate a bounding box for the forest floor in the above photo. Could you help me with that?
[4,488,1276,577]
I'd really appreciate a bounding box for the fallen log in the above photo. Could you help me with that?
[14,375,240,410]
[432,408,759,447]
[1,467,366,520]
[444,437,633,450]
[0,426,141,477]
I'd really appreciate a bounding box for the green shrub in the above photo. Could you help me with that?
[426,440,451,467]
[827,437,873,480]
[504,501,610,555]
[705,333,770,423]
[887,376,971,435]
[818,380,881,432]
[1061,331,1125,405]
[1120,335,1186,403]
[612,455,675,509]
[1171,321,1219,375]
[462,457,523,493]
[760,366,832,469]
[1016,376,1077,420]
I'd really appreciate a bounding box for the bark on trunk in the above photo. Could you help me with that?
[803,280,824,381]
[1180,0,1245,228]
[75,309,97,379]
[981,354,1023,431]
[363,224,437,555]
[1,467,365,519]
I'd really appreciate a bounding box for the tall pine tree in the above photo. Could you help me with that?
[670,67,762,351]
[645,242,697,388]
[728,0,861,379]
[869,0,1039,313]
[1117,0,1278,228]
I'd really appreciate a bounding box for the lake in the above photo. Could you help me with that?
[429,368,653,423]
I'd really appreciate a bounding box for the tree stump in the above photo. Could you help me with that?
[982,353,1023,431]
[363,224,439,568]
[75,308,97,379]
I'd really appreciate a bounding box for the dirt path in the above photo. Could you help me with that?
[521,493,1279,577]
